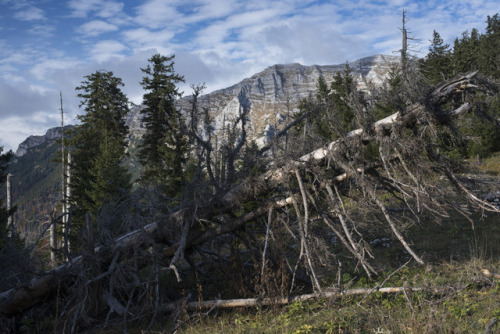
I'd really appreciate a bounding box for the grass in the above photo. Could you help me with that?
[471,152,500,175]
[171,258,500,333]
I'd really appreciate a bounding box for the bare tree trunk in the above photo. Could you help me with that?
[50,218,57,265]
[162,285,459,311]
[63,151,71,256]
[6,173,12,237]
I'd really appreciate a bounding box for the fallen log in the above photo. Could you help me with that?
[162,284,462,311]
[0,221,159,317]
[220,72,480,207]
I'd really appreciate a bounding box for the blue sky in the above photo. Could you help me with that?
[0,0,498,152]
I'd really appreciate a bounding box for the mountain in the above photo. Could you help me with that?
[15,127,74,157]
[7,132,64,243]
[6,54,399,237]
[177,54,397,146]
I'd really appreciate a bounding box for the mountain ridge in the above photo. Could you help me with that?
[14,54,399,156]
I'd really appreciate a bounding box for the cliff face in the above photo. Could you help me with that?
[15,126,74,157]
[173,54,399,146]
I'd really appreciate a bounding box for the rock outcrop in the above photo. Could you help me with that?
[174,54,399,146]
[15,126,73,157]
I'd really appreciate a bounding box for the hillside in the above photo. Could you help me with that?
[7,129,70,245]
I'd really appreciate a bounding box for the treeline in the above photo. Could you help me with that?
[420,14,500,83]
[420,14,500,158]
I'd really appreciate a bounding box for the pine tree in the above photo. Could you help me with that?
[314,75,334,140]
[330,63,357,133]
[479,14,500,78]
[138,54,188,199]
[372,63,406,120]
[69,71,131,241]
[293,64,360,144]
[315,75,330,101]
[453,29,480,74]
[421,30,453,84]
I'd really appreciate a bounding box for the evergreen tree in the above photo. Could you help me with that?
[315,75,330,101]
[138,54,188,199]
[479,14,500,78]
[69,71,131,240]
[421,30,453,84]
[314,75,334,140]
[452,29,480,74]
[330,63,357,133]
[372,63,406,120]
[293,64,360,144]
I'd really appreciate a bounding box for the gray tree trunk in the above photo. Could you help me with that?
[6,173,12,237]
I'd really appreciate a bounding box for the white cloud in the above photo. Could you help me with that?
[27,24,55,38]
[123,28,175,50]
[14,5,45,21]
[96,1,125,19]
[68,0,127,20]
[0,79,58,152]
[184,0,236,23]
[90,40,128,62]
[30,58,83,80]
[80,20,118,36]
[68,0,105,17]
[134,0,183,29]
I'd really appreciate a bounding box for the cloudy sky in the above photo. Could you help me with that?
[0,0,498,152]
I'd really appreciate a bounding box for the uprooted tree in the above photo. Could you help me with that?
[1,59,500,331]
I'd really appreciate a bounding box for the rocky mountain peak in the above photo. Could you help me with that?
[15,126,74,157]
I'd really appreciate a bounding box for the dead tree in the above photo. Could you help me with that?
[0,71,499,328]
[6,173,12,238]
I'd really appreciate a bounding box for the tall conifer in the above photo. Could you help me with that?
[421,30,453,84]
[69,71,131,240]
[138,54,187,199]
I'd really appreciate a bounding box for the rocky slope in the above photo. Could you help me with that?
[15,127,74,157]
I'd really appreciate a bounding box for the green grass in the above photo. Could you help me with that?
[170,259,500,333]
[471,152,500,175]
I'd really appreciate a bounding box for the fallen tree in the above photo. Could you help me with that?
[162,284,463,311]
[1,71,499,331]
